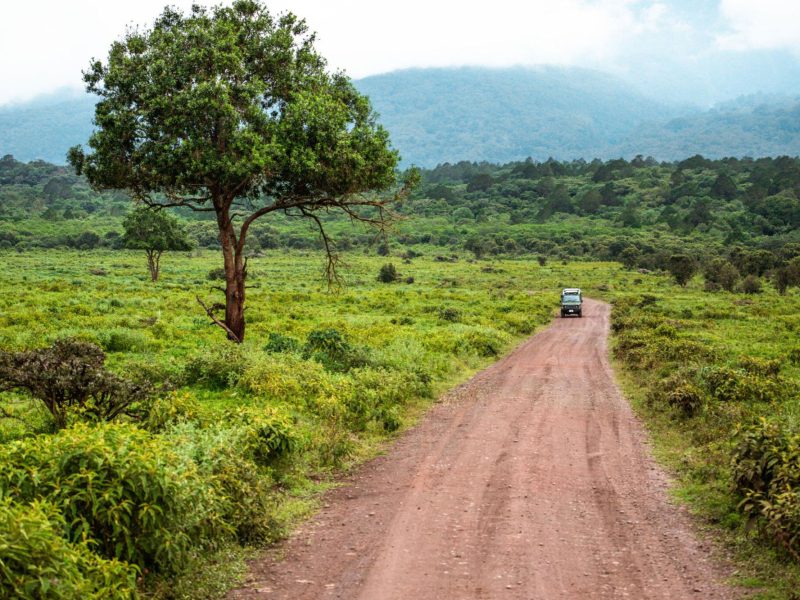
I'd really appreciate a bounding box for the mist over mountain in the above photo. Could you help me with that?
[1,66,800,167]
[357,67,680,166]
[0,91,95,166]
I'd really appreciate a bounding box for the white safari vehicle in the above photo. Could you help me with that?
[560,288,582,318]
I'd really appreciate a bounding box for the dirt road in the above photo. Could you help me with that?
[230,299,737,599]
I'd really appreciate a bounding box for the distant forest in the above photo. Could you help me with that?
[1,152,799,285]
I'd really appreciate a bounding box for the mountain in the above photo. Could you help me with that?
[1,67,800,167]
[0,91,96,165]
[356,67,679,166]
[614,94,800,160]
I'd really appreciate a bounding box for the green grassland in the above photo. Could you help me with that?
[0,249,629,598]
[1,247,800,597]
[610,279,800,597]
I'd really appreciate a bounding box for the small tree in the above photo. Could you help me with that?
[619,246,640,270]
[704,257,739,292]
[667,254,696,287]
[377,263,398,283]
[122,208,191,281]
[0,339,150,430]
[69,1,412,342]
[740,274,762,294]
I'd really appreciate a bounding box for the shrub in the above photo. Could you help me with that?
[704,258,739,292]
[303,328,369,372]
[0,423,226,573]
[437,307,462,322]
[732,420,800,560]
[238,352,335,404]
[263,332,301,354]
[227,406,301,467]
[458,327,509,357]
[738,356,781,377]
[167,412,298,544]
[142,391,203,432]
[207,268,226,281]
[345,368,426,432]
[740,275,762,294]
[789,347,800,366]
[184,344,248,389]
[667,254,697,286]
[99,328,151,353]
[0,338,151,429]
[377,263,398,283]
[0,498,138,599]
[666,383,704,416]
[701,366,783,404]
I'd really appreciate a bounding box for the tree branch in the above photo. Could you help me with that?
[299,207,342,288]
[141,197,216,212]
[196,296,241,343]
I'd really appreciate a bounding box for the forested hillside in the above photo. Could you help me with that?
[3,68,800,166]
[356,67,672,165]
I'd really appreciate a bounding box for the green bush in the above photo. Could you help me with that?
[263,332,301,354]
[789,347,800,366]
[228,406,301,467]
[738,356,782,377]
[701,366,783,404]
[377,263,398,283]
[142,391,204,432]
[238,352,342,409]
[0,423,226,573]
[99,329,151,353]
[346,368,425,431]
[303,328,370,372]
[0,497,138,599]
[166,416,294,544]
[437,307,461,322]
[184,344,248,389]
[458,327,510,357]
[732,420,800,560]
[666,383,704,417]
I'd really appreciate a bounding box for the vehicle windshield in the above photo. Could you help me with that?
[562,295,581,303]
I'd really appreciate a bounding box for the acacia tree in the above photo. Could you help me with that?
[69,0,412,342]
[123,207,192,281]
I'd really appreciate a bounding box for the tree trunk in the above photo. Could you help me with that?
[218,207,246,342]
[146,250,161,282]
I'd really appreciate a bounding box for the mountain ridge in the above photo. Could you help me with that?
[1,66,799,167]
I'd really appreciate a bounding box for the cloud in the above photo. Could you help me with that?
[269,0,673,77]
[716,0,800,53]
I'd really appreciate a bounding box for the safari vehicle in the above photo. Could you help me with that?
[560,288,582,318]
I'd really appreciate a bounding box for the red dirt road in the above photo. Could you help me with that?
[230,299,737,599]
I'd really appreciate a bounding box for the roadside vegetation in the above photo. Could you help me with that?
[610,279,800,598]
[1,249,627,598]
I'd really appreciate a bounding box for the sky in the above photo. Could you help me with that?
[1,0,800,106]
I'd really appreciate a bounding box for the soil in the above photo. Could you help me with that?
[229,299,739,599]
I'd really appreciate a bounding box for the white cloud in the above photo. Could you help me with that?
[0,0,219,105]
[269,0,666,76]
[0,0,678,104]
[716,0,800,53]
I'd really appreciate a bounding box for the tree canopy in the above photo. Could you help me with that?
[122,207,192,281]
[69,0,408,342]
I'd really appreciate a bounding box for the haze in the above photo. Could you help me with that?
[2,0,800,106]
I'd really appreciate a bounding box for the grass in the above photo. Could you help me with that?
[0,248,625,597]
[1,248,799,597]
[609,276,800,598]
